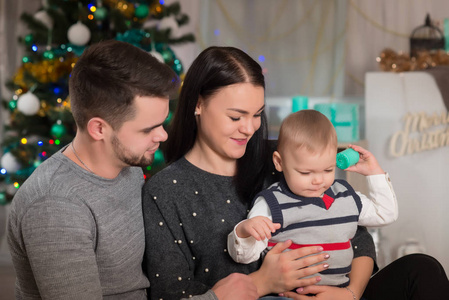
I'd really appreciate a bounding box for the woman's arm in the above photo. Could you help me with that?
[347,256,374,298]
[142,187,210,299]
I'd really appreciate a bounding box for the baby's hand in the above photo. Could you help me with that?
[344,144,385,176]
[236,216,281,240]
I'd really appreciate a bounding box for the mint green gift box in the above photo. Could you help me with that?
[292,95,309,112]
[313,103,359,142]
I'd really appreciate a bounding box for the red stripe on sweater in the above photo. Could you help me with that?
[268,240,351,251]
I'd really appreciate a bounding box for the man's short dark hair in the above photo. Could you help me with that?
[69,40,179,130]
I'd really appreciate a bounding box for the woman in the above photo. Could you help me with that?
[142,46,449,300]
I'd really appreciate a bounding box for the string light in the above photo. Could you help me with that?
[37,141,43,146]
[14,182,20,189]
[0,169,6,175]
[21,138,28,144]
[49,140,54,145]
[55,139,61,145]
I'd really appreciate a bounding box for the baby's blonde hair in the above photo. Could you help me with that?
[277,110,338,155]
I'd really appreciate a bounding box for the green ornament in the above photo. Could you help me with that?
[0,192,7,206]
[24,34,33,46]
[161,49,173,62]
[172,60,183,75]
[8,100,17,111]
[135,4,150,19]
[22,56,32,63]
[94,6,108,21]
[43,50,55,60]
[50,123,67,138]
[163,111,173,125]
[153,149,164,166]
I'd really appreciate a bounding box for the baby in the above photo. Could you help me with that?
[228,109,398,287]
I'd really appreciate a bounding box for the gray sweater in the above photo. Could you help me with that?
[7,146,149,299]
[143,158,377,300]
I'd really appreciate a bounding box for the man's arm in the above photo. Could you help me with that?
[21,198,102,299]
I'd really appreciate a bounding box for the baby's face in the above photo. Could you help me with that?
[279,146,336,198]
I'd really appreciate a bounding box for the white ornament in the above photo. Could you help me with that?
[158,16,180,38]
[149,51,165,63]
[67,22,91,46]
[34,10,54,29]
[142,19,159,29]
[1,152,21,173]
[17,92,40,116]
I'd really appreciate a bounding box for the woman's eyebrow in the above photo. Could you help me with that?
[227,105,265,114]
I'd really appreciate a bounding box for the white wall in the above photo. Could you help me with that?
[366,72,449,272]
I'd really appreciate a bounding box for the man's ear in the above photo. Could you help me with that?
[87,117,109,141]
[272,151,283,172]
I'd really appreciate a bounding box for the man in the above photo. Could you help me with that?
[7,40,178,299]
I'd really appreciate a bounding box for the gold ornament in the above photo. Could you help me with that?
[415,51,432,70]
[38,108,46,117]
[150,3,164,17]
[13,66,27,87]
[104,0,135,18]
[377,48,449,72]
[432,50,449,65]
[21,57,77,84]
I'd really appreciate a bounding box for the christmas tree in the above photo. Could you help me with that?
[0,0,194,204]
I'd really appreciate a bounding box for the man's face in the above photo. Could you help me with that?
[110,95,169,168]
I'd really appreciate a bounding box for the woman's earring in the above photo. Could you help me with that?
[194,111,199,116]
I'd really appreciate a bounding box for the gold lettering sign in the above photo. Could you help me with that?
[390,111,449,157]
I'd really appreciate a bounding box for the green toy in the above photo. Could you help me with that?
[336,148,359,169]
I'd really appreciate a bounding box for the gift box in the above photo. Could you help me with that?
[313,103,359,142]
[291,95,309,112]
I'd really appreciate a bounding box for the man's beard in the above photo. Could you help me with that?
[111,134,154,167]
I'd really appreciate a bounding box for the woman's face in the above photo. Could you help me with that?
[195,83,265,161]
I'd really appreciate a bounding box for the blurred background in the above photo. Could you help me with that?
[1,1,449,298]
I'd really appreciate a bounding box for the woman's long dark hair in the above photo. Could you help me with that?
[164,46,270,201]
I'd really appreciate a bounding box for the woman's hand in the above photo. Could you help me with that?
[249,240,330,297]
[280,285,355,300]
[280,256,374,299]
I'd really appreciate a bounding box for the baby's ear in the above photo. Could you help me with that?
[272,151,283,172]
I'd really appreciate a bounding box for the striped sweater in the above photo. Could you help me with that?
[228,174,397,287]
[262,179,361,286]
